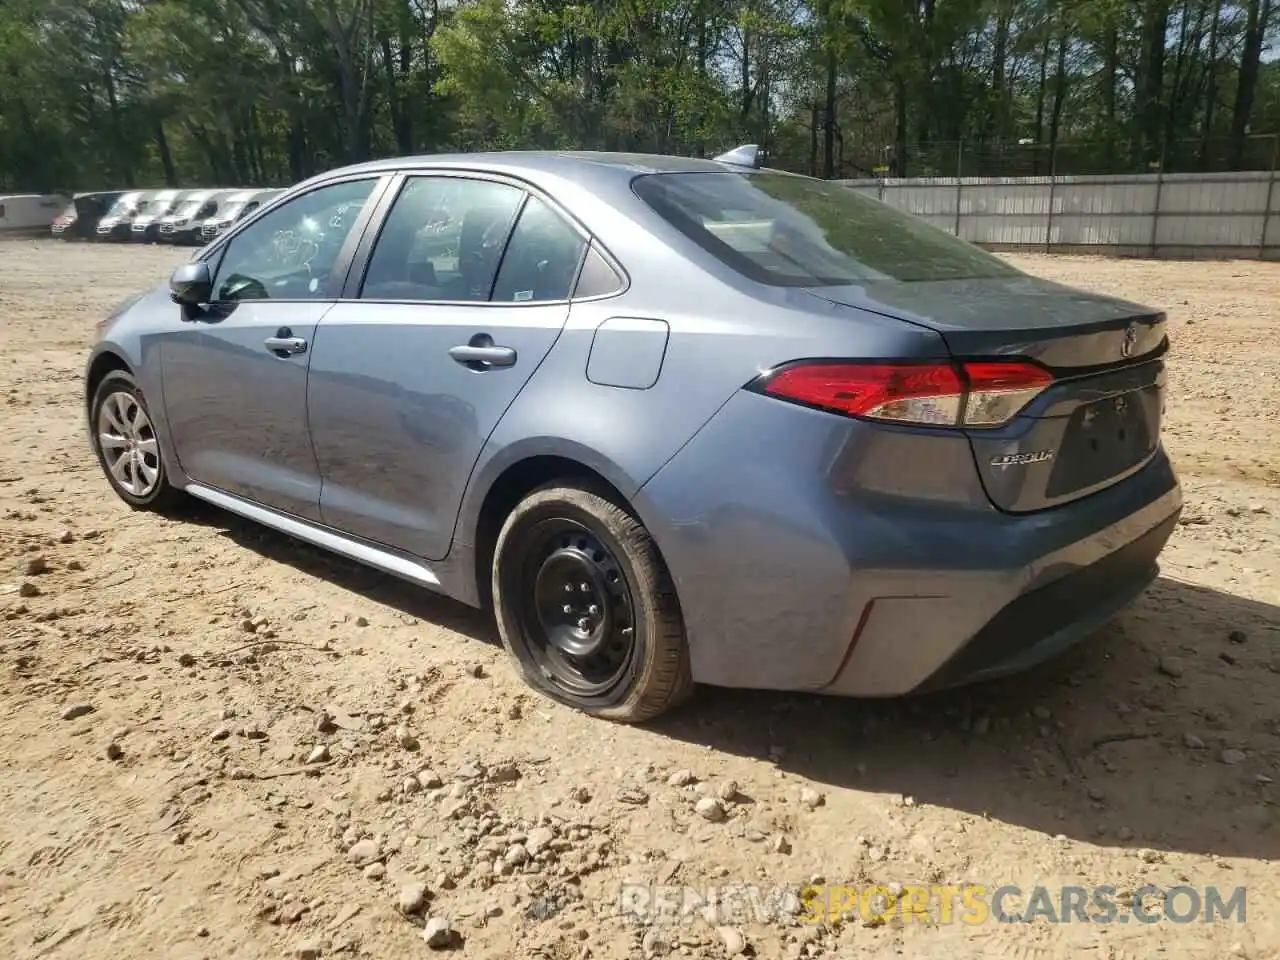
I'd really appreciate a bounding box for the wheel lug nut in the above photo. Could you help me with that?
[577,618,589,631]
[563,584,573,593]
[587,605,599,616]
[562,604,573,615]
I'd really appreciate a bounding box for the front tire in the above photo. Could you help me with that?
[492,484,693,723]
[90,370,184,512]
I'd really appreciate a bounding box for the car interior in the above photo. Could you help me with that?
[361,192,585,304]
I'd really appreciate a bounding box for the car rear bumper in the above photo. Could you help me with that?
[909,511,1175,692]
[637,389,1182,697]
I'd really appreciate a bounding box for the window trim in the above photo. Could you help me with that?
[338,167,629,307]
[202,174,393,305]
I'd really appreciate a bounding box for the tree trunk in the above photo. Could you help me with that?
[810,101,820,177]
[823,45,837,178]
[155,118,177,186]
[1137,0,1170,166]
[992,4,1008,140]
[1102,19,1118,169]
[1048,29,1068,171]
[1199,0,1222,168]
[381,34,411,156]
[893,74,908,176]
[1034,31,1050,173]
[231,116,251,184]
[1230,0,1271,166]
[1167,0,1208,167]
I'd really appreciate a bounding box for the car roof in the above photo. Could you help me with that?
[367,150,729,172]
[327,150,779,187]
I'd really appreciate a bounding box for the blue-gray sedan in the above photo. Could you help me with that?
[85,147,1182,721]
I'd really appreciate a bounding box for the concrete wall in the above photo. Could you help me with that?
[837,171,1280,259]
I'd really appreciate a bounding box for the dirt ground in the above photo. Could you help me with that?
[0,240,1277,960]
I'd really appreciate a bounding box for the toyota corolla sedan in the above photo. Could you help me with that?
[85,146,1182,722]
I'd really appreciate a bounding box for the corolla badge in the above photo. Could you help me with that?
[1121,322,1139,358]
[989,450,1055,468]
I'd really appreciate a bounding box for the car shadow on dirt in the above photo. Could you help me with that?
[652,576,1280,862]
[175,498,498,645]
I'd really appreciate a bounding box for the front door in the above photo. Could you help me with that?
[160,176,382,520]
[307,175,589,560]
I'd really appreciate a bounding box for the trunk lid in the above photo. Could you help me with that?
[806,274,1169,513]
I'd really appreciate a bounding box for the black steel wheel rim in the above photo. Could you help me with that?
[510,517,637,697]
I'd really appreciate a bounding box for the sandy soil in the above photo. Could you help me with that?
[0,240,1277,960]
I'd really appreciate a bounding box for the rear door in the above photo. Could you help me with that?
[809,275,1168,512]
[307,172,588,560]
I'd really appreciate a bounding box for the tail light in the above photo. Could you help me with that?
[750,359,1053,429]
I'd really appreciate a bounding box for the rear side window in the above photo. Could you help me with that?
[573,243,625,298]
[632,171,1020,285]
[491,197,586,303]
[361,176,525,302]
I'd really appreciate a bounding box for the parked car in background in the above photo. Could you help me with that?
[130,189,186,242]
[84,146,1181,723]
[197,188,281,244]
[1,193,71,236]
[51,191,125,240]
[158,189,231,246]
[96,191,154,241]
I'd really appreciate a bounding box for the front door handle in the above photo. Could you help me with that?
[449,335,516,370]
[264,336,307,356]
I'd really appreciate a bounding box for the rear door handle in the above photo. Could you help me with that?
[264,336,307,356]
[449,342,516,369]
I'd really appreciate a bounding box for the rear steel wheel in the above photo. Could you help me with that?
[493,484,693,722]
[517,519,637,696]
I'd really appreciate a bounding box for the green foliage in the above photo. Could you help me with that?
[0,0,1275,191]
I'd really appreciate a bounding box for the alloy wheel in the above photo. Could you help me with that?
[97,390,161,497]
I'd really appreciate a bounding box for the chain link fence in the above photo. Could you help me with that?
[847,134,1280,180]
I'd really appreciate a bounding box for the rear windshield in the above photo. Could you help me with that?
[632,171,1020,285]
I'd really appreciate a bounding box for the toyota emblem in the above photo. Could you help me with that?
[1121,323,1139,358]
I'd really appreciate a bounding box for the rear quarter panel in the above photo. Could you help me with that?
[452,194,954,580]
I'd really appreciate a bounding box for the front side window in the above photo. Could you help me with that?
[360,176,524,302]
[212,178,375,302]
[633,171,1022,286]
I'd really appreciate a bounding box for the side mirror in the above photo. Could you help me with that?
[170,261,213,306]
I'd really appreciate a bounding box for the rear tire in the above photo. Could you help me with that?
[89,370,184,512]
[492,484,693,723]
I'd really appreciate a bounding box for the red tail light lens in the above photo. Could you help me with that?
[759,362,965,426]
[754,359,1053,428]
